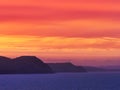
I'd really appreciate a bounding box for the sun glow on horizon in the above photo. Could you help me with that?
[0,0,120,65]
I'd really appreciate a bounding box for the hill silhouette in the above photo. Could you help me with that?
[79,66,106,72]
[0,56,53,74]
[48,63,86,73]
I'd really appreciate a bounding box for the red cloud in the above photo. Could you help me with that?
[0,6,120,21]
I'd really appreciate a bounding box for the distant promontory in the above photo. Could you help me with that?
[0,56,87,74]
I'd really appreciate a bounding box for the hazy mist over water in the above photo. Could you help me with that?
[0,72,120,90]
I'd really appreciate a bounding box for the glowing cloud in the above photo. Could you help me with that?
[0,0,119,65]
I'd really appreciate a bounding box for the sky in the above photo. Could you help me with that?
[0,0,120,66]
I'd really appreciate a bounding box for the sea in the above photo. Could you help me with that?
[0,72,120,90]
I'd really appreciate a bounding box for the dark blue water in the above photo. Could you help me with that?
[0,72,120,90]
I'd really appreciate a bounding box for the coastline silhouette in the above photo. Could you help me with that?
[0,56,53,74]
[0,56,87,74]
[0,56,118,74]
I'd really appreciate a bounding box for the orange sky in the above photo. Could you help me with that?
[0,0,120,65]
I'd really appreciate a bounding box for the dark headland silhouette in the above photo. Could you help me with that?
[0,56,53,74]
[48,63,87,73]
[1,55,116,74]
[0,56,87,74]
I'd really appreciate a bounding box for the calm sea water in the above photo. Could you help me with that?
[0,72,120,90]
